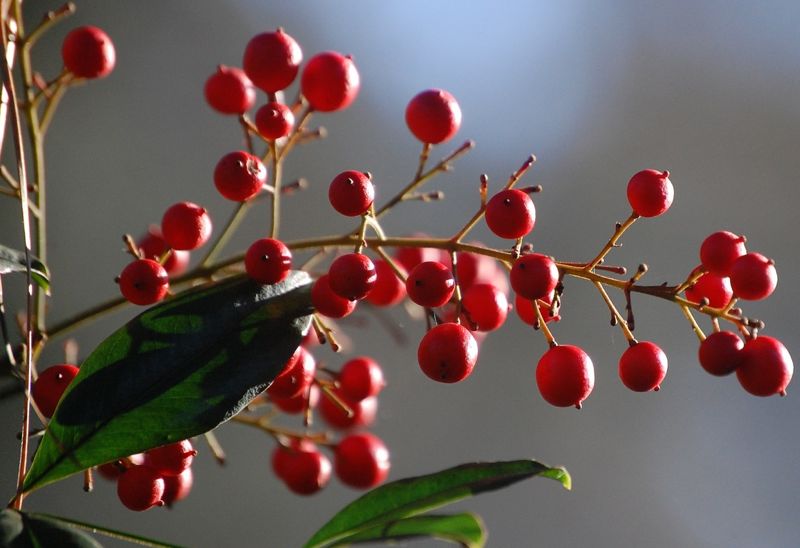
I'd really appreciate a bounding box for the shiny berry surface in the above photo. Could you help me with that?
[700,231,747,276]
[277,443,331,495]
[301,51,360,112]
[511,253,558,300]
[243,29,302,92]
[268,347,316,400]
[204,66,255,114]
[406,261,455,308]
[536,345,594,408]
[244,238,292,284]
[366,259,406,307]
[328,170,374,217]
[311,274,356,318]
[117,465,165,511]
[736,336,793,397]
[255,101,295,140]
[145,440,196,477]
[485,189,536,239]
[214,151,266,202]
[62,26,115,79]
[338,356,385,401]
[730,252,777,301]
[138,229,189,276]
[461,283,508,332]
[319,391,378,430]
[626,169,673,217]
[335,433,391,489]
[162,468,193,506]
[32,364,79,418]
[328,253,377,300]
[417,323,478,383]
[405,89,462,144]
[161,202,212,251]
[698,331,744,376]
[119,259,169,306]
[684,269,733,308]
[618,341,668,392]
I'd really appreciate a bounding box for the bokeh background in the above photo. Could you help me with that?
[2,1,799,546]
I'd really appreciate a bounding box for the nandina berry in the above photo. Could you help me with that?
[243,29,302,92]
[255,101,295,140]
[271,383,320,414]
[334,433,391,489]
[301,51,360,112]
[162,468,193,506]
[61,26,115,79]
[338,356,385,401]
[515,292,560,326]
[511,253,559,301]
[365,259,406,307]
[138,228,189,276]
[32,364,79,418]
[536,345,595,408]
[116,465,165,511]
[161,202,213,251]
[405,89,462,144]
[328,170,374,217]
[448,249,504,293]
[268,346,316,400]
[395,240,444,273]
[319,391,378,430]
[461,283,508,332]
[417,323,478,383]
[276,442,331,495]
[244,237,292,284]
[736,336,793,397]
[485,189,536,239]
[311,274,356,318]
[328,253,377,301]
[406,261,456,308]
[213,151,267,202]
[144,440,196,477]
[730,252,777,301]
[684,268,733,308]
[618,341,668,392]
[118,259,169,306]
[271,438,315,481]
[698,331,744,376]
[626,169,673,217]
[204,66,256,115]
[700,231,747,276]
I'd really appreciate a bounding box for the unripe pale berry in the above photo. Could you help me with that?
[161,202,213,251]
[406,261,455,308]
[255,101,295,140]
[204,66,256,115]
[485,189,536,239]
[700,231,747,276]
[328,170,374,217]
[417,323,478,383]
[730,252,777,301]
[698,331,744,376]
[244,238,292,284]
[32,364,79,418]
[117,465,165,511]
[214,151,266,202]
[118,259,169,306]
[511,253,558,301]
[334,433,391,489]
[736,336,793,397]
[301,52,360,112]
[618,341,668,392]
[626,169,673,217]
[536,345,594,408]
[328,253,377,301]
[243,29,302,92]
[61,26,115,79]
[405,89,462,144]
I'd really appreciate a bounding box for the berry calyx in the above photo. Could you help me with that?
[116,465,165,511]
[204,66,256,115]
[511,253,558,301]
[311,274,356,318]
[161,202,213,251]
[417,323,478,383]
[243,29,302,92]
[406,261,455,308]
[145,440,196,477]
[255,101,295,140]
[730,252,777,301]
[301,52,360,112]
[268,346,316,400]
[405,89,462,144]
[684,269,733,309]
[338,356,385,401]
[32,364,79,418]
[700,231,747,276]
[536,345,594,408]
[334,433,391,489]
[626,169,674,217]
[485,189,536,239]
[137,228,189,276]
[61,26,115,79]
[328,170,374,217]
[118,259,169,306]
[736,336,793,397]
[618,341,668,392]
[213,151,267,202]
[244,238,292,284]
[365,259,406,307]
[698,331,744,376]
[328,253,377,301]
[461,283,509,332]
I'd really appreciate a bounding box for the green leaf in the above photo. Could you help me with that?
[0,243,50,293]
[0,509,102,548]
[336,513,486,547]
[22,272,312,494]
[24,512,183,547]
[304,459,571,548]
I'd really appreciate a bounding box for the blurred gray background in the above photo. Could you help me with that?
[2,1,799,546]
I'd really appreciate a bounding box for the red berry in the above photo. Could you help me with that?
[417,323,478,383]
[162,468,193,506]
[448,249,505,294]
[204,66,256,115]
[245,238,292,284]
[485,189,536,239]
[328,253,377,300]
[536,345,594,408]
[276,442,331,495]
[243,29,302,92]
[365,259,406,307]
[395,241,443,273]
[730,252,777,301]
[736,336,793,396]
[301,52,360,112]
[61,26,115,79]
[145,440,196,477]
[271,383,320,414]
[137,228,189,276]
[311,274,356,318]
[511,253,558,301]
[618,341,668,392]
[405,89,462,144]
[118,259,169,306]
[213,151,267,202]
[461,283,508,332]
[255,101,295,140]
[338,356,385,401]
[32,364,79,418]
[406,261,455,308]
[700,231,747,276]
[117,465,165,511]
[515,292,560,326]
[698,331,744,376]
[268,346,316,400]
[271,438,314,480]
[319,391,377,430]
[684,268,733,308]
[626,169,673,217]
[334,433,390,489]
[161,202,212,251]
[328,170,374,217]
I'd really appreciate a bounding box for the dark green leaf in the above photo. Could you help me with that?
[336,513,486,547]
[0,243,50,293]
[22,272,312,493]
[304,459,571,548]
[24,512,183,547]
[0,509,102,548]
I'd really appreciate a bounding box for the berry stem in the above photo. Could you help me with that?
[269,139,281,238]
[200,201,253,267]
[238,114,255,155]
[680,305,706,341]
[19,2,75,50]
[674,266,706,294]
[203,431,227,466]
[231,413,330,444]
[585,212,639,271]
[533,299,557,347]
[593,280,636,344]
[277,106,312,161]
[312,314,341,352]
[451,174,489,243]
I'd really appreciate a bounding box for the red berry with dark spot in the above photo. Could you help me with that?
[32,364,79,418]
[736,336,793,396]
[245,238,292,284]
[536,345,594,408]
[162,468,193,506]
[214,151,266,202]
[145,440,196,477]
[119,259,169,306]
[328,170,374,217]
[700,231,747,276]
[301,52,360,112]
[618,341,668,392]
[485,189,536,239]
[335,433,391,489]
[698,331,744,376]
[243,29,302,92]
[311,274,356,318]
[161,202,212,251]
[338,356,385,401]
[406,261,455,308]
[684,268,733,308]
[365,259,406,307]
[328,253,377,300]
[405,89,462,144]
[417,323,478,383]
[730,252,777,301]
[268,346,316,400]
[62,26,115,79]
[117,465,165,511]
[319,391,377,430]
[138,228,189,276]
[511,253,558,301]
[626,169,673,217]
[204,66,256,115]
[461,283,508,332]
[255,101,295,140]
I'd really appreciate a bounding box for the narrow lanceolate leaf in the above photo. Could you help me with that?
[0,243,50,293]
[304,459,571,548]
[22,272,312,494]
[336,513,486,548]
[0,509,102,548]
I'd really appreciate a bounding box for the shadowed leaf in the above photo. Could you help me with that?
[336,513,486,547]
[0,244,50,293]
[0,509,102,548]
